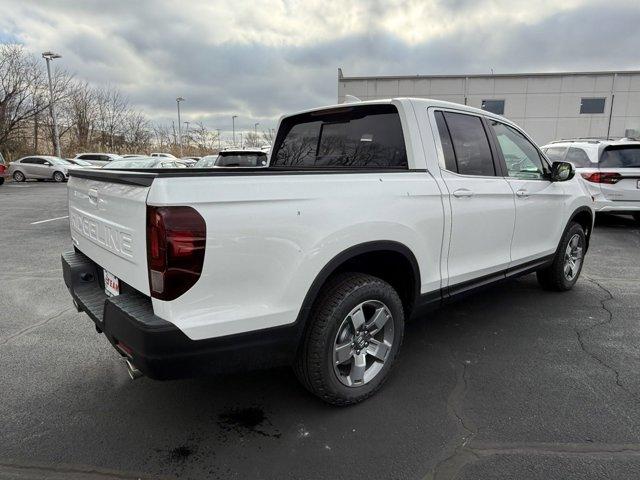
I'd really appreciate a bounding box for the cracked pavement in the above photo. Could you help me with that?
[1,183,640,480]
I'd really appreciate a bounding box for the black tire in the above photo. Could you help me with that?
[537,222,586,291]
[53,171,65,183]
[294,272,405,406]
[13,171,25,182]
[633,213,640,225]
[0,176,4,186]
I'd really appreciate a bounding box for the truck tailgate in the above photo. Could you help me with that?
[68,175,151,295]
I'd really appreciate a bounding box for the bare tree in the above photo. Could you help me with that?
[123,111,151,153]
[0,44,71,157]
[261,128,275,146]
[244,131,261,148]
[67,80,98,149]
[96,85,128,150]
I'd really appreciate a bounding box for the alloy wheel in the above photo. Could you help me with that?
[563,233,583,281]
[333,300,394,387]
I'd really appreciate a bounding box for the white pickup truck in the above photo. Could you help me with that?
[62,98,594,405]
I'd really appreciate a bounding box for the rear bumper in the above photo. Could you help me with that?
[62,250,300,379]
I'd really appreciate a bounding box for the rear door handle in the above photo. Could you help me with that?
[515,189,529,198]
[453,189,474,198]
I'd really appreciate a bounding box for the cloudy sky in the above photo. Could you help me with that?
[1,0,639,135]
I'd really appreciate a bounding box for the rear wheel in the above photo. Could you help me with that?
[53,171,65,183]
[295,272,404,405]
[13,171,25,182]
[537,222,586,291]
[0,177,4,185]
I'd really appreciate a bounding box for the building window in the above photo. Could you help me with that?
[481,99,505,115]
[580,97,606,114]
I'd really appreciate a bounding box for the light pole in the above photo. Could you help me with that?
[232,115,238,146]
[254,122,259,135]
[184,121,190,152]
[176,97,185,156]
[216,129,221,150]
[240,132,243,148]
[42,51,62,157]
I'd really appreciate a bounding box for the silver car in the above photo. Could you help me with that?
[9,156,74,182]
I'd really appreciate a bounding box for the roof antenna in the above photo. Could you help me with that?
[343,95,362,104]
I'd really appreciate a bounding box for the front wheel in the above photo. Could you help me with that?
[53,171,65,183]
[537,222,586,291]
[295,272,405,406]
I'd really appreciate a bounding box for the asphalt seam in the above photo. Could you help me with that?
[0,460,159,479]
[575,277,640,404]
[0,307,73,346]
[424,350,479,480]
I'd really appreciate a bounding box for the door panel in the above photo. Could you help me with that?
[443,173,516,285]
[432,110,516,287]
[507,179,567,262]
[488,120,567,264]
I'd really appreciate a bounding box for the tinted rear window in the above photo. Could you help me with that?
[600,145,640,168]
[565,147,593,167]
[271,104,407,169]
[543,146,567,162]
[216,152,267,167]
[443,111,495,176]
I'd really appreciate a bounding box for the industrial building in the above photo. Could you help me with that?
[337,69,640,145]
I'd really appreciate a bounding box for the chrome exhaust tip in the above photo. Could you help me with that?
[124,359,143,380]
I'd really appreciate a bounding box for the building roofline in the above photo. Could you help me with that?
[338,69,640,81]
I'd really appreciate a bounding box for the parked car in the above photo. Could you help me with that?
[122,154,145,158]
[102,157,189,170]
[194,148,268,168]
[9,155,74,182]
[180,157,200,167]
[66,158,98,168]
[150,152,177,158]
[0,152,7,185]
[541,138,640,223]
[62,98,593,405]
[73,153,122,166]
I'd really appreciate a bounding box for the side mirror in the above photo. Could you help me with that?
[550,161,575,182]
[43,162,52,166]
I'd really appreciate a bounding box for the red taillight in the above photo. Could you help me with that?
[146,206,206,301]
[581,172,622,184]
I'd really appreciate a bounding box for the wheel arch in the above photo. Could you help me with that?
[567,206,594,252]
[294,240,421,338]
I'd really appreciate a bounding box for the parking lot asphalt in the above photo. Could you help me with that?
[1,181,640,480]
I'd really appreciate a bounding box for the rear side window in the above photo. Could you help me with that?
[600,145,640,168]
[543,147,567,162]
[565,147,592,167]
[442,112,495,176]
[434,111,457,172]
[271,105,407,169]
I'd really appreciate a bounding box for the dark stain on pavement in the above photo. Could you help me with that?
[218,406,281,438]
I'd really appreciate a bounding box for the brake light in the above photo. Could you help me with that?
[146,206,206,301]
[580,172,622,184]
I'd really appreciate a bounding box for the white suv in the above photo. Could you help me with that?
[541,139,640,223]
